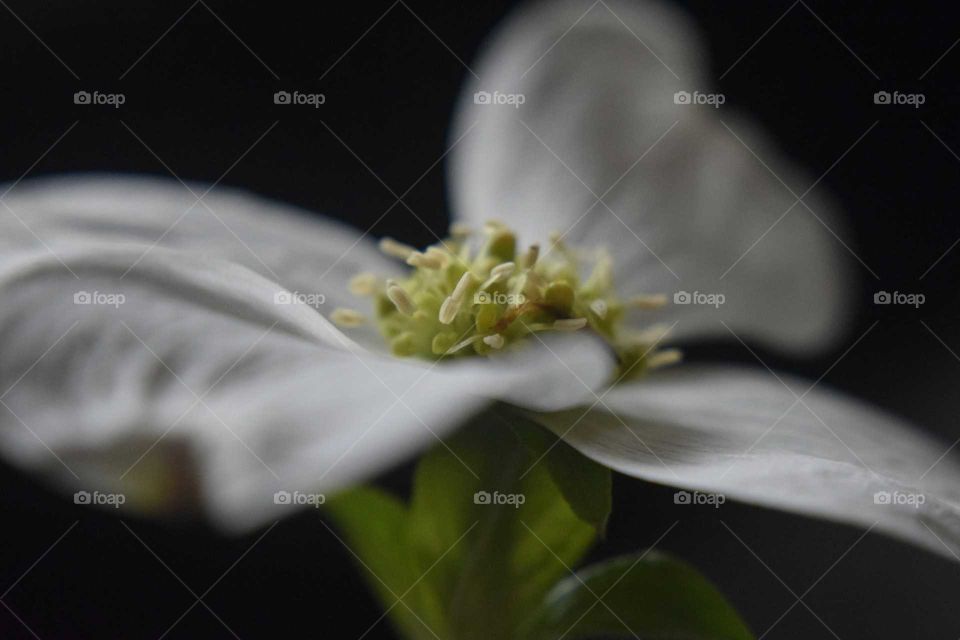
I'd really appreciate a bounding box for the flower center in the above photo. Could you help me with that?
[333,221,680,380]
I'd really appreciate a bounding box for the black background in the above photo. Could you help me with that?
[1,1,959,638]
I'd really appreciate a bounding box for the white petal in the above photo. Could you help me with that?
[2,174,402,352]
[530,366,960,558]
[0,236,611,529]
[449,0,851,353]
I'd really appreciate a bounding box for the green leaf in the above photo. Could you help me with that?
[524,551,755,640]
[407,415,597,640]
[512,414,612,534]
[324,486,443,640]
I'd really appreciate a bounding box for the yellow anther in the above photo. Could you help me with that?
[330,308,367,328]
[627,294,668,310]
[379,237,417,260]
[425,246,451,268]
[348,272,379,296]
[386,280,417,316]
[522,244,540,268]
[451,271,475,302]
[450,222,472,238]
[438,295,462,325]
[646,348,682,370]
[552,318,588,331]
[406,251,444,270]
[480,261,515,289]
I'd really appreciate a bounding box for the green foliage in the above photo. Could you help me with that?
[325,408,753,640]
[524,551,754,640]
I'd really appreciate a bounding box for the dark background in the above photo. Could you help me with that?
[1,1,958,638]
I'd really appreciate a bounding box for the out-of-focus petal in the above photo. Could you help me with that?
[449,0,852,353]
[0,236,611,529]
[2,174,402,352]
[530,366,960,558]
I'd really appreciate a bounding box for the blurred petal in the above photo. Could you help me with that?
[2,174,402,352]
[449,0,852,353]
[0,236,611,530]
[530,366,960,558]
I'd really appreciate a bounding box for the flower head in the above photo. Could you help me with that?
[336,221,679,380]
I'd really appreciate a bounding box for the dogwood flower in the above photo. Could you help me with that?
[1,0,958,560]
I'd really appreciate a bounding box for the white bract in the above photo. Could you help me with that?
[1,0,958,557]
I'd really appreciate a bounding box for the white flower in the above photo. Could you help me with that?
[1,0,958,558]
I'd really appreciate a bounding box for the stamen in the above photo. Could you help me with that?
[438,295,462,325]
[483,334,505,349]
[451,271,475,302]
[330,308,366,327]
[353,219,679,375]
[627,294,668,310]
[450,222,472,238]
[447,335,483,354]
[406,251,444,270]
[379,237,417,260]
[385,280,416,316]
[425,246,451,268]
[483,220,507,234]
[348,272,379,296]
[646,349,682,370]
[552,318,588,331]
[480,261,515,289]
[522,244,540,268]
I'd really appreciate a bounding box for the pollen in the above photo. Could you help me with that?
[344,221,679,380]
